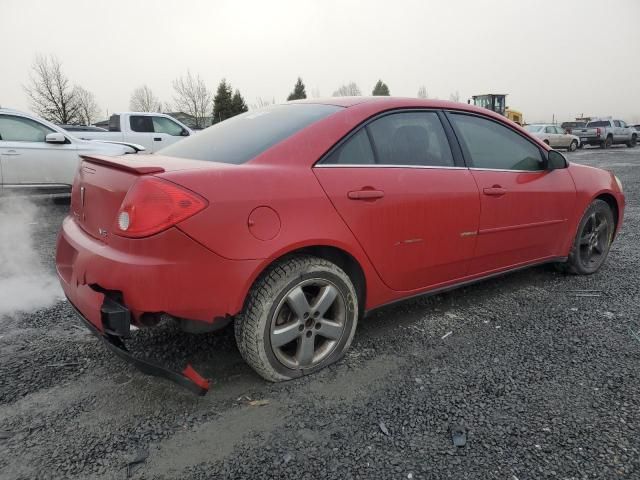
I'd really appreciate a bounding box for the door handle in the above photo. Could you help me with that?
[153,137,162,141]
[3,150,20,156]
[483,186,507,196]
[347,189,385,200]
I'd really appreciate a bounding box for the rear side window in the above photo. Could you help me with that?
[367,112,454,167]
[159,104,342,164]
[450,113,543,171]
[130,115,154,133]
[323,129,375,165]
[0,114,53,142]
[108,115,121,132]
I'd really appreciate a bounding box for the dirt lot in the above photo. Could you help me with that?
[1,146,639,480]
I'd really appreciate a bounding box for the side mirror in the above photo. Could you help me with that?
[181,129,190,136]
[45,132,67,144]
[548,150,568,170]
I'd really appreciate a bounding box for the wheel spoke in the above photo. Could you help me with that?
[296,334,315,366]
[579,234,590,246]
[286,286,310,320]
[317,319,343,340]
[593,242,603,254]
[271,321,302,347]
[312,285,338,317]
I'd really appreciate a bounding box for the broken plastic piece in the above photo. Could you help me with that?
[450,425,467,447]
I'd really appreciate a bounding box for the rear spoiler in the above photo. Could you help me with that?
[81,154,165,175]
[97,140,146,153]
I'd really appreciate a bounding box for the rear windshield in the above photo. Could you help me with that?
[587,120,610,127]
[524,125,544,132]
[158,104,343,164]
[561,122,586,128]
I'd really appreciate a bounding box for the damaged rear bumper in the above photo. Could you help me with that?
[69,296,210,396]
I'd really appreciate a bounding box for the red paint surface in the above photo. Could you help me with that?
[57,98,625,330]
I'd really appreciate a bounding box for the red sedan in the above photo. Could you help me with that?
[56,97,624,392]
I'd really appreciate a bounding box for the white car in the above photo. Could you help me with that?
[0,108,143,197]
[524,124,581,151]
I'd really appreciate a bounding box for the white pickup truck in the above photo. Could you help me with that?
[74,112,194,154]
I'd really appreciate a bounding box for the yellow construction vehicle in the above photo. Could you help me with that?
[470,94,524,125]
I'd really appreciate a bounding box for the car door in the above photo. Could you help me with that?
[151,116,188,152]
[0,113,78,187]
[314,110,480,292]
[127,115,155,152]
[554,126,570,147]
[544,126,558,147]
[446,112,576,275]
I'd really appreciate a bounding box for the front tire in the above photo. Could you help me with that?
[562,199,615,275]
[627,135,637,148]
[235,255,359,382]
[568,140,578,152]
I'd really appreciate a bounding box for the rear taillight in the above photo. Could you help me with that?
[595,128,601,137]
[114,177,207,238]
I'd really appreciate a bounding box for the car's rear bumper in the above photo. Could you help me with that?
[56,215,261,331]
[68,296,210,395]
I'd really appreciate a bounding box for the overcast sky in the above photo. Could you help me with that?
[2,0,639,123]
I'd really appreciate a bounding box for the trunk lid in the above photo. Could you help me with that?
[71,155,210,242]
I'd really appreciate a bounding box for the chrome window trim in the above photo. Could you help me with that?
[313,164,467,170]
[468,167,546,173]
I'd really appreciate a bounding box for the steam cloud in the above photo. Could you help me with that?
[0,197,63,318]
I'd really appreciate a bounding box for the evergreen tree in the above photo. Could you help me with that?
[287,77,307,101]
[231,89,248,115]
[372,80,390,96]
[213,79,234,123]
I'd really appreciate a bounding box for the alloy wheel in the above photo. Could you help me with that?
[578,211,610,269]
[270,278,347,369]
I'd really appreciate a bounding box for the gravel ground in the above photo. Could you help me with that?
[1,146,639,480]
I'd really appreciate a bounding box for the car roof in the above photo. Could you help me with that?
[288,96,483,111]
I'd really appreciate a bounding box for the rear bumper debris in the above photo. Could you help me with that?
[70,297,210,396]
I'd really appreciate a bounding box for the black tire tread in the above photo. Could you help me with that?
[235,254,356,382]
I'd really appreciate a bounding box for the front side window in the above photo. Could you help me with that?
[153,116,185,136]
[367,112,454,167]
[0,114,53,142]
[450,113,543,171]
[130,115,154,133]
[614,120,621,127]
[545,126,555,134]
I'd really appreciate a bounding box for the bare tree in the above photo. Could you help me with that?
[172,71,212,129]
[24,54,79,124]
[129,85,161,112]
[417,86,428,99]
[250,97,275,110]
[449,90,461,103]
[332,82,361,97]
[74,86,100,125]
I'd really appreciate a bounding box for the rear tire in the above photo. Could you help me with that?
[560,199,614,275]
[568,140,578,152]
[235,255,359,382]
[601,135,613,149]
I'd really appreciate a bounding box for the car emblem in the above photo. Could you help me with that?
[98,228,108,237]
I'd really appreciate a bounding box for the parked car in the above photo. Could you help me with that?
[74,112,193,154]
[572,119,637,148]
[0,108,143,197]
[56,98,625,393]
[560,121,586,134]
[58,124,108,133]
[524,124,580,151]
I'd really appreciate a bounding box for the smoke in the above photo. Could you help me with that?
[0,197,63,319]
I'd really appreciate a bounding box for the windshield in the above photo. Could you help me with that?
[158,104,342,164]
[587,120,611,127]
[524,125,544,132]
